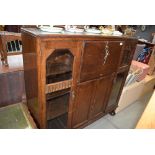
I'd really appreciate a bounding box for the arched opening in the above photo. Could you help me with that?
[46,49,74,84]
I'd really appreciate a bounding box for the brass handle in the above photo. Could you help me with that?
[103,41,110,64]
[71,91,75,100]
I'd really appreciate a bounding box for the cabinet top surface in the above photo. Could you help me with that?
[21,28,137,40]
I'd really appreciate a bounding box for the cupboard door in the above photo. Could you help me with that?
[71,80,96,128]
[105,72,127,111]
[89,76,114,119]
[80,41,124,82]
[119,40,137,68]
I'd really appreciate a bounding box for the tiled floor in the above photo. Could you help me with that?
[85,92,153,129]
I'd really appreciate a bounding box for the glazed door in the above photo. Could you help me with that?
[71,80,96,128]
[119,40,137,69]
[105,72,128,112]
[45,49,74,129]
[80,41,124,82]
[39,40,83,129]
[89,75,114,119]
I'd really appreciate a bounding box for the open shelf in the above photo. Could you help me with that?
[46,88,70,101]
[46,67,71,77]
[46,49,73,84]
[46,91,70,120]
[47,113,68,129]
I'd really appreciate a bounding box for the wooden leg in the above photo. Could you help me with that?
[0,50,5,65]
[4,59,9,66]
[3,50,8,66]
[109,110,116,116]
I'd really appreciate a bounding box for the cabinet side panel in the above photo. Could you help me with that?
[22,32,40,126]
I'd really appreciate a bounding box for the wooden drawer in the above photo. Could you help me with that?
[80,41,124,82]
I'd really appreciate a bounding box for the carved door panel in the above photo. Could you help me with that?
[71,80,96,128]
[89,75,114,119]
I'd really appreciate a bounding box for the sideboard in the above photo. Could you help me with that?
[21,28,137,129]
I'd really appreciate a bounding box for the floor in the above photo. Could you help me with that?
[85,92,153,129]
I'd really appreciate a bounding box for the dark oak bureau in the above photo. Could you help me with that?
[21,28,137,129]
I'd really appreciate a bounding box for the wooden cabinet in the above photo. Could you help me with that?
[21,28,137,129]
